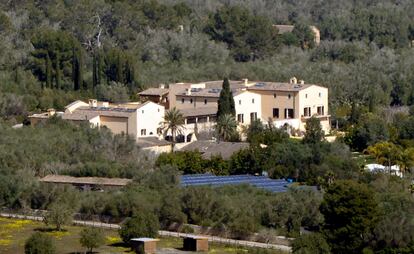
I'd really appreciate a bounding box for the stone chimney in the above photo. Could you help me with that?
[242,78,248,85]
[299,80,305,85]
[47,108,56,116]
[290,77,297,84]
[89,99,98,107]
[186,88,192,95]
[159,84,165,89]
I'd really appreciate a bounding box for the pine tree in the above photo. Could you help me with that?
[97,51,104,85]
[55,52,61,89]
[45,54,52,89]
[217,78,236,118]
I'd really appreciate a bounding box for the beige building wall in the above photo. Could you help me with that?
[168,83,191,109]
[175,95,218,110]
[297,85,330,133]
[297,85,328,118]
[100,116,129,135]
[249,90,298,122]
[89,116,100,128]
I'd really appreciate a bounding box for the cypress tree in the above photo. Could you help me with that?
[97,50,104,85]
[72,46,83,90]
[55,52,61,89]
[116,53,123,83]
[217,78,236,118]
[45,54,52,89]
[125,59,135,85]
[78,47,84,89]
[93,52,97,88]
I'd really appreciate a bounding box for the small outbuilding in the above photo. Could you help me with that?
[182,235,209,252]
[130,238,159,254]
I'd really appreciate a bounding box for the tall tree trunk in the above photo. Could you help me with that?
[172,128,176,152]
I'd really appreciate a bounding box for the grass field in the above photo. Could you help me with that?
[0,217,285,254]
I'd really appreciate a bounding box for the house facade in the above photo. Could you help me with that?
[246,78,330,132]
[30,99,165,140]
[138,78,330,137]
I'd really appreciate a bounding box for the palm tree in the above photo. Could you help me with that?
[398,147,414,177]
[215,113,238,142]
[161,107,185,145]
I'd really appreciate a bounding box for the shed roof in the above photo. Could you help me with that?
[138,88,169,96]
[273,24,295,34]
[179,141,249,159]
[136,137,172,148]
[247,82,313,92]
[40,175,133,186]
[130,238,160,242]
[180,107,217,118]
[182,235,209,240]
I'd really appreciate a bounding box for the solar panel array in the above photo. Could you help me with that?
[180,173,290,193]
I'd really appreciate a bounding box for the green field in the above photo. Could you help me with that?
[0,217,284,254]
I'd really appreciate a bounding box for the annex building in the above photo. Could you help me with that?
[29,99,165,140]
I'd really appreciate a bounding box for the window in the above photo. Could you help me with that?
[141,129,146,136]
[250,112,257,122]
[273,108,279,118]
[142,110,144,114]
[319,92,322,97]
[252,98,255,104]
[304,107,311,117]
[239,100,241,105]
[273,93,277,98]
[181,98,184,104]
[204,99,207,105]
[305,94,308,98]
[190,98,193,104]
[288,94,291,99]
[285,108,294,119]
[317,106,325,115]
[187,117,196,124]
[237,114,244,123]
[157,108,160,112]
[198,117,207,123]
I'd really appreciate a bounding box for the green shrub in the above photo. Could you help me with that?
[80,227,105,253]
[119,212,160,244]
[24,232,56,254]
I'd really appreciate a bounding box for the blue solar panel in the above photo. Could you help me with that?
[180,174,291,193]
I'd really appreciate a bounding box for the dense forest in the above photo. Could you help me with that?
[1,1,414,253]
[1,0,414,123]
